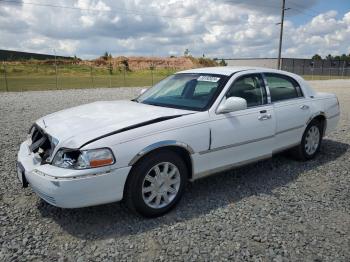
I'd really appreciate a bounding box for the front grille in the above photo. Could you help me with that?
[31,185,57,205]
[29,125,56,163]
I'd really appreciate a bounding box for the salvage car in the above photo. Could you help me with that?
[17,67,340,217]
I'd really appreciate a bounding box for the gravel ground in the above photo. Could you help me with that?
[0,80,349,261]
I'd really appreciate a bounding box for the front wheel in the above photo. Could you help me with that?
[291,120,323,161]
[124,150,188,217]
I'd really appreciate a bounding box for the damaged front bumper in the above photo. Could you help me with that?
[17,140,131,208]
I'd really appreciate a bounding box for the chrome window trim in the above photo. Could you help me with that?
[261,73,272,104]
[262,72,305,103]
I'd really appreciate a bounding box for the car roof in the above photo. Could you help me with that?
[177,66,289,76]
[176,66,315,97]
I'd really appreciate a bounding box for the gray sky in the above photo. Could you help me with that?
[0,0,349,59]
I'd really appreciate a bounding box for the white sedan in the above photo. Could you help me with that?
[17,67,340,217]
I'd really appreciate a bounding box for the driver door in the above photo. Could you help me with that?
[204,73,276,173]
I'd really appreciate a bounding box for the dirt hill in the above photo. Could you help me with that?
[92,56,219,70]
[3,56,220,71]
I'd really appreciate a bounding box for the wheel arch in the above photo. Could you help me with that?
[128,140,194,180]
[306,112,327,136]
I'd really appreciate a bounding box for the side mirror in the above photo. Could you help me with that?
[139,88,148,95]
[217,96,247,114]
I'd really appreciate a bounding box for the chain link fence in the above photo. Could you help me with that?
[283,66,350,80]
[281,58,350,80]
[0,62,177,92]
[1,61,350,92]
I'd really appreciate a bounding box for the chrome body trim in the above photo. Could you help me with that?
[128,140,195,166]
[199,123,305,155]
[31,168,113,180]
[198,135,274,155]
[275,125,304,135]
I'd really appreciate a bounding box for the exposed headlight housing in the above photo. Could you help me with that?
[52,148,115,169]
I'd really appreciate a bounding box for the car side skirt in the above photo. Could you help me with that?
[193,153,272,181]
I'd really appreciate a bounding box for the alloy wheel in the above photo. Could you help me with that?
[305,125,320,155]
[142,162,181,209]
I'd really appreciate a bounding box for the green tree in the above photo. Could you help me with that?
[121,58,130,71]
[219,59,227,66]
[325,54,333,60]
[102,51,110,60]
[312,54,322,60]
[340,54,350,61]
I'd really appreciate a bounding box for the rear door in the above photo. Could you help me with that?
[264,73,310,151]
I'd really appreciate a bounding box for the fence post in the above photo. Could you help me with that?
[90,65,94,88]
[109,72,112,88]
[109,61,112,88]
[342,61,346,79]
[123,66,126,87]
[151,68,154,86]
[150,64,154,86]
[3,62,9,92]
[54,63,58,90]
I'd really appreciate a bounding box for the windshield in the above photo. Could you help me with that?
[136,73,227,111]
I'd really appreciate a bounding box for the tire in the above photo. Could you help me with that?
[124,149,188,217]
[291,119,323,161]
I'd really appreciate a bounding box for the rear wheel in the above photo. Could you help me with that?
[291,120,323,161]
[124,150,187,217]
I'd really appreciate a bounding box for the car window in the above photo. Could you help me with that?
[137,73,227,111]
[265,73,302,102]
[226,74,267,107]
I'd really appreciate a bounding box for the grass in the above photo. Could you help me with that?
[1,63,349,92]
[0,64,177,91]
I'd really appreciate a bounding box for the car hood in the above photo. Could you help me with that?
[36,100,192,148]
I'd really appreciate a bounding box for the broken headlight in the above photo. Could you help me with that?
[52,148,115,169]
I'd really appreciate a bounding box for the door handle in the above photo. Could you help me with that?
[258,114,272,121]
[300,105,310,110]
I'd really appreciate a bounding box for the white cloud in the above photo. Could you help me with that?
[0,0,348,58]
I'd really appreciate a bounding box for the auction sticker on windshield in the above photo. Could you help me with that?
[197,75,220,82]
